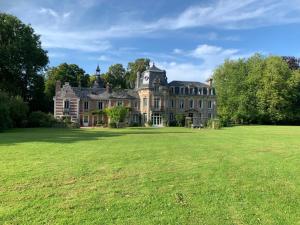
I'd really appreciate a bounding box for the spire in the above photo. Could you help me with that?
[96,64,100,75]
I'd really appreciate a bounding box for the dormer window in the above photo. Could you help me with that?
[175,87,179,94]
[154,84,159,93]
[117,101,123,106]
[203,87,207,95]
[180,87,184,95]
[185,87,189,95]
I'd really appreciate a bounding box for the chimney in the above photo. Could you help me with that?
[55,80,61,93]
[207,78,213,87]
[106,83,112,93]
[136,71,141,89]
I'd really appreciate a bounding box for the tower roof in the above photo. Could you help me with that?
[148,62,164,72]
[96,64,100,73]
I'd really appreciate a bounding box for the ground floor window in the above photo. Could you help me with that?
[152,113,162,126]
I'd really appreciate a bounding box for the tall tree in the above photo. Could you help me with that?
[256,56,291,123]
[127,58,150,88]
[0,13,48,101]
[103,64,127,89]
[45,63,89,99]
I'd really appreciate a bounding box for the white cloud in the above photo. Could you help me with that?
[161,62,213,82]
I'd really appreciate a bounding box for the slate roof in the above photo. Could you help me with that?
[71,87,138,100]
[168,80,209,87]
[148,64,165,72]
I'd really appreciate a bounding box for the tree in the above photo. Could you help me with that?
[0,91,12,130]
[45,63,89,99]
[0,13,48,101]
[256,56,291,123]
[282,56,300,70]
[103,64,127,89]
[105,106,128,128]
[213,54,299,125]
[127,58,150,88]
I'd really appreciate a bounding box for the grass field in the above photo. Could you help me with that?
[0,126,299,225]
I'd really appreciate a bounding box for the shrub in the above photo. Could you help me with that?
[147,120,153,126]
[175,114,185,127]
[206,119,222,129]
[129,122,139,127]
[109,122,117,128]
[9,96,29,127]
[105,106,128,128]
[28,111,56,127]
[169,120,177,127]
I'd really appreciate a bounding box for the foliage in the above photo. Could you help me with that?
[45,63,89,99]
[213,54,300,124]
[147,120,153,126]
[206,119,222,129]
[27,111,57,127]
[0,91,12,130]
[175,114,185,127]
[127,58,150,88]
[103,64,127,89]
[0,126,299,224]
[9,95,29,127]
[105,106,128,128]
[0,13,48,105]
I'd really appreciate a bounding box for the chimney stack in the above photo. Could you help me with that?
[106,83,112,93]
[55,80,61,94]
[136,71,141,89]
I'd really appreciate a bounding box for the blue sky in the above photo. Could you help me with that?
[2,0,300,82]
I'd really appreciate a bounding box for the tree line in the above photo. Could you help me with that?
[213,54,300,125]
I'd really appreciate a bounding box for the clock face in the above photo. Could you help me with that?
[143,72,150,84]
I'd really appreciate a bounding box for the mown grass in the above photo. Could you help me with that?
[0,126,299,225]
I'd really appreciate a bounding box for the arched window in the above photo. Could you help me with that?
[194,87,198,95]
[203,87,207,95]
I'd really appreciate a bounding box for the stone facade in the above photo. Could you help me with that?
[53,63,217,127]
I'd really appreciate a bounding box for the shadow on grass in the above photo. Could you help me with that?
[0,127,192,146]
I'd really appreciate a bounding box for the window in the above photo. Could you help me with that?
[117,101,123,106]
[98,101,103,110]
[64,100,70,109]
[143,113,147,122]
[199,100,203,109]
[171,99,175,108]
[180,87,184,95]
[84,101,89,110]
[185,87,189,95]
[175,87,179,94]
[170,87,174,94]
[189,88,193,95]
[208,113,212,119]
[134,101,138,108]
[154,98,160,109]
[198,88,202,95]
[179,99,184,109]
[189,99,194,109]
[208,100,212,109]
[203,87,208,95]
[133,114,139,123]
[194,87,198,95]
[143,98,147,107]
[154,85,159,92]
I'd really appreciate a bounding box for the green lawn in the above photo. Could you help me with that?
[0,126,299,225]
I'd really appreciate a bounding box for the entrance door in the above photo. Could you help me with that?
[188,113,193,123]
[83,115,89,127]
[152,113,162,126]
